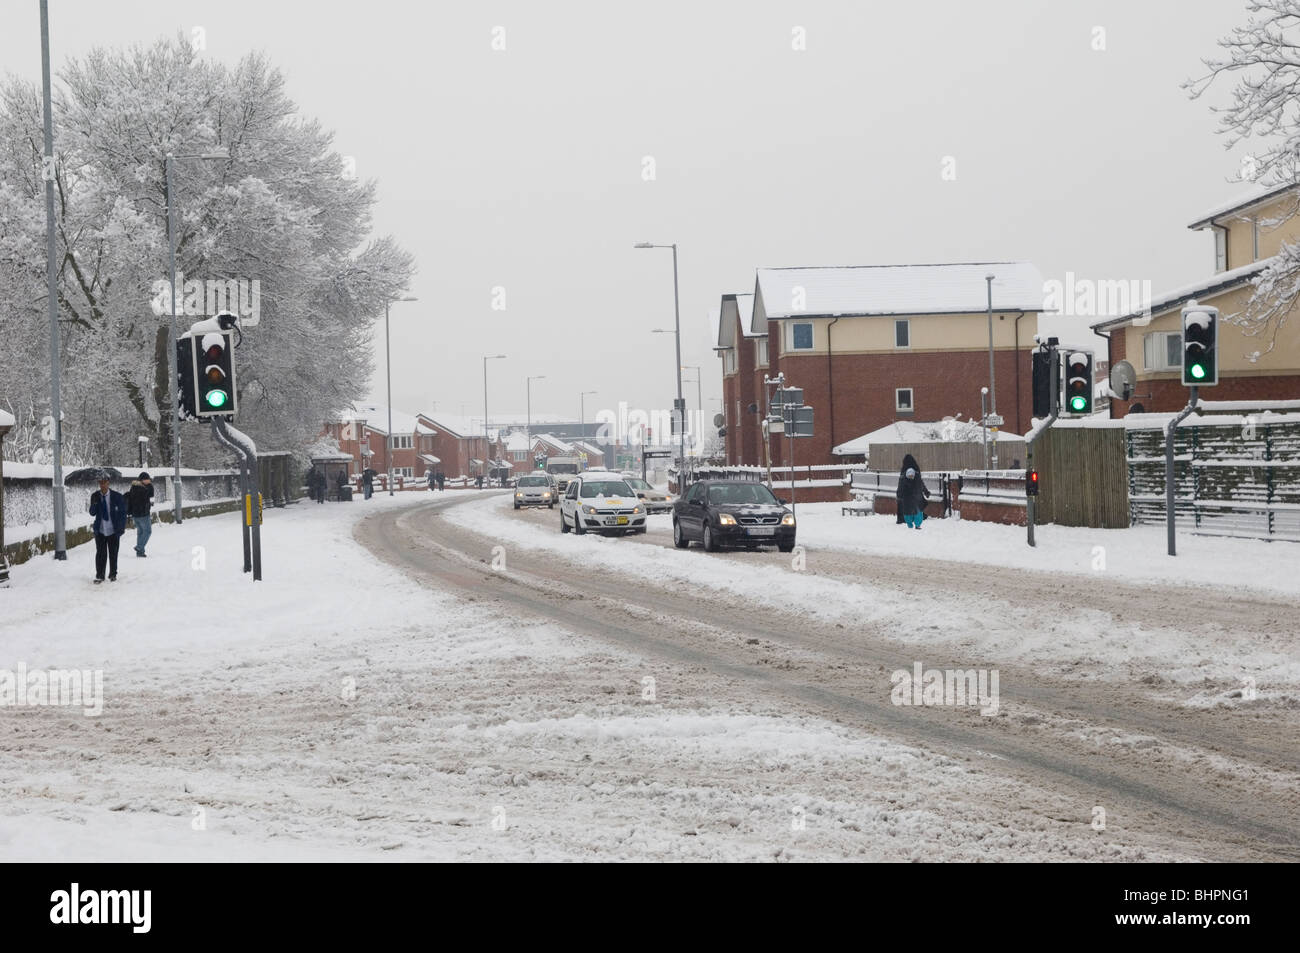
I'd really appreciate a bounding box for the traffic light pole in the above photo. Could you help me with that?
[1165,387,1198,557]
[210,417,262,581]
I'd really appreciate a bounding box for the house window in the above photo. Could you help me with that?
[791,322,814,351]
[389,435,412,450]
[896,388,914,413]
[757,337,768,366]
[895,319,910,348]
[1215,228,1227,272]
[513,450,526,462]
[1142,331,1181,371]
[723,349,737,375]
[394,467,413,478]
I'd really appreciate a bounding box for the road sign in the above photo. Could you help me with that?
[772,386,803,409]
[986,413,1004,428]
[782,405,814,437]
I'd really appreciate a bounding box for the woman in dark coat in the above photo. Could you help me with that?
[896,453,931,529]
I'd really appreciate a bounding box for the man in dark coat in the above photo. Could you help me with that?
[126,472,154,557]
[363,468,375,499]
[896,453,931,529]
[436,471,445,491]
[88,472,127,583]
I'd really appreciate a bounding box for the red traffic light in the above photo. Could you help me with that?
[1026,468,1040,497]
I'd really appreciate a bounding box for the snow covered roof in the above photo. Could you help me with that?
[346,404,433,436]
[419,453,441,465]
[504,431,532,452]
[0,408,14,428]
[833,420,1022,455]
[573,440,605,457]
[755,262,1047,319]
[716,294,759,348]
[416,413,483,439]
[1187,182,1298,230]
[533,433,574,454]
[1093,258,1271,329]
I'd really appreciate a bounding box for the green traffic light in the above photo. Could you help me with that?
[1190,363,1206,380]
[205,390,229,408]
[1070,396,1087,411]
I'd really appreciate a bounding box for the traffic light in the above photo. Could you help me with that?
[195,330,237,417]
[1032,347,1058,418]
[1026,468,1039,496]
[1182,303,1218,386]
[176,338,197,420]
[1063,350,1093,416]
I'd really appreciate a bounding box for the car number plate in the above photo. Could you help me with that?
[617,516,629,525]
[748,526,776,536]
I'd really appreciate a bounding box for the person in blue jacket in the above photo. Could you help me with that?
[88,472,128,583]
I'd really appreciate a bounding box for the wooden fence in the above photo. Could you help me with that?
[1032,424,1130,528]
[871,440,1026,475]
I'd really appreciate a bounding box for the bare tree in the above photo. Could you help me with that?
[1186,0,1300,357]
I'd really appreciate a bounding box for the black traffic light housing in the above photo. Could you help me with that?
[194,330,237,418]
[1026,467,1039,496]
[1182,302,1218,386]
[1062,350,1094,416]
[1032,346,1058,418]
[176,338,197,420]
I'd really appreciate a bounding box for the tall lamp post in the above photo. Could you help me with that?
[39,0,66,559]
[483,354,506,481]
[383,295,419,496]
[635,242,686,494]
[526,375,546,447]
[164,147,228,523]
[579,390,598,460]
[984,273,998,470]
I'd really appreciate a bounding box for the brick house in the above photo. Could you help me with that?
[719,262,1047,468]
[416,414,495,479]
[323,404,439,481]
[1093,184,1300,416]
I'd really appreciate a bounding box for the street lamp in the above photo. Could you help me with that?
[985,273,998,470]
[579,390,598,451]
[636,242,686,494]
[527,375,546,447]
[164,146,229,523]
[483,354,506,481]
[384,295,419,496]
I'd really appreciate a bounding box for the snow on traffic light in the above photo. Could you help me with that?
[1182,302,1218,387]
[195,330,237,418]
[1063,350,1094,416]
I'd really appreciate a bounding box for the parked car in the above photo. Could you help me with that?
[671,480,796,552]
[621,475,674,514]
[559,471,646,536]
[513,472,557,509]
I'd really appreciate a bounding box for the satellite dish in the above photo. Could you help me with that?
[713,413,725,428]
[1109,360,1137,401]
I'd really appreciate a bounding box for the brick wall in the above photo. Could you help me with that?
[1112,374,1300,417]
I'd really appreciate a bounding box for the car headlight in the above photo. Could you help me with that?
[515,492,523,497]
[542,492,551,498]
[633,505,643,515]
[718,513,737,526]
[582,504,598,514]
[781,514,796,526]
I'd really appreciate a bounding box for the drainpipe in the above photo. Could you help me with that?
[1013,311,1026,435]
[826,317,840,453]
[1093,326,1113,418]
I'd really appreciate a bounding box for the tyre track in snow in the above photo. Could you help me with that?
[357,497,1300,861]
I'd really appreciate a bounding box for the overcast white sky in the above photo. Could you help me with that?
[3,0,1255,425]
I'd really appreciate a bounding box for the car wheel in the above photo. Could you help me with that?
[560,509,570,533]
[574,510,586,535]
[778,542,795,553]
[703,524,718,553]
[514,502,520,510]
[635,526,647,535]
[548,502,554,509]
[672,519,689,549]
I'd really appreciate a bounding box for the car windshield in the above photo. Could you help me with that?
[580,480,633,498]
[518,476,548,486]
[707,483,779,505]
[624,478,651,491]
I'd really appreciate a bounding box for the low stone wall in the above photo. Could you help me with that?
[4,497,241,567]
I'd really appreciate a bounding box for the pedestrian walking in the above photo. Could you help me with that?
[335,471,347,501]
[308,467,325,503]
[895,453,931,530]
[126,471,154,556]
[88,472,127,583]
[436,471,445,492]
[363,468,375,500]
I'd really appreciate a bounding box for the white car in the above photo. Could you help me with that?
[559,471,647,536]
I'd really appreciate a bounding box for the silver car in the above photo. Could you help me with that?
[622,476,674,514]
[514,473,557,509]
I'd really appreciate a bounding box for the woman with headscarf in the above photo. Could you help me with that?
[896,453,931,529]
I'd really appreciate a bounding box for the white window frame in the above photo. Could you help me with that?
[723,349,737,375]
[895,388,914,413]
[895,319,910,349]
[789,322,814,351]
[1142,331,1181,372]
[389,434,412,450]
[756,337,769,366]
[1253,217,1260,260]
[395,467,414,478]
[1215,227,1227,272]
